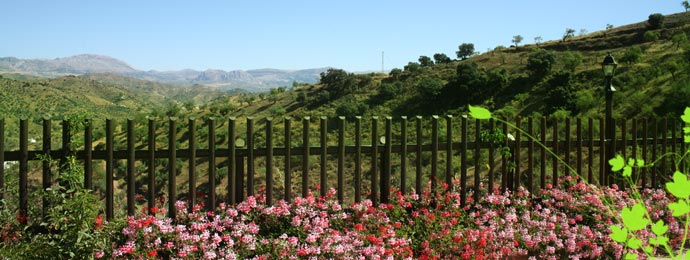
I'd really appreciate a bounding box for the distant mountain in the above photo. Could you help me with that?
[0,54,328,91]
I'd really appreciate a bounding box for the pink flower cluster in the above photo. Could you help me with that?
[100,177,690,259]
[106,189,413,259]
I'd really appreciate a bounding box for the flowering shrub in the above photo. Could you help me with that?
[0,156,118,259]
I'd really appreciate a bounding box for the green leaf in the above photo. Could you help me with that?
[624,253,638,260]
[650,236,670,246]
[621,203,648,231]
[666,171,690,199]
[622,166,632,177]
[644,246,654,254]
[682,107,690,123]
[468,105,491,120]
[651,220,668,236]
[684,126,690,134]
[636,159,645,167]
[626,237,642,249]
[668,200,690,217]
[609,225,628,243]
[609,155,625,172]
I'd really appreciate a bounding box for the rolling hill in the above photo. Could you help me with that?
[205,11,690,121]
[0,54,327,91]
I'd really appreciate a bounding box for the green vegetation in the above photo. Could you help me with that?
[202,12,690,123]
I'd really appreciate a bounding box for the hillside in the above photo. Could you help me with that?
[0,54,328,91]
[206,11,690,121]
[0,73,233,125]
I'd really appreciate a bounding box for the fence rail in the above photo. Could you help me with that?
[0,116,686,220]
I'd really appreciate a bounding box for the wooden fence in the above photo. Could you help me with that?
[0,116,686,220]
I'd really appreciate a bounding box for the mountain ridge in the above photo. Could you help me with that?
[0,54,328,91]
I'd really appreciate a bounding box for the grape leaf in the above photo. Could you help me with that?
[468,105,491,120]
[624,253,638,260]
[644,246,654,254]
[651,220,668,236]
[669,200,690,217]
[621,203,648,231]
[609,225,628,243]
[649,236,669,246]
[609,155,625,172]
[626,237,642,249]
[666,171,690,199]
[622,166,632,178]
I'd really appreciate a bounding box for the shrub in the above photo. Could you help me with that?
[335,102,367,120]
[643,31,660,42]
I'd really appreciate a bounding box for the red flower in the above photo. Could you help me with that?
[95,214,103,229]
[147,250,157,257]
[149,206,158,214]
[354,223,365,231]
[16,214,27,224]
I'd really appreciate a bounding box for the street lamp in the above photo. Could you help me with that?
[602,53,617,185]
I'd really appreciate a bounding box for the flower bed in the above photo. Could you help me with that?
[99,178,688,259]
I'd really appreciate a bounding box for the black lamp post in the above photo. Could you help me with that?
[602,53,617,185]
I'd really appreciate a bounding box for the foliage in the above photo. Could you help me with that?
[621,46,644,64]
[404,62,421,73]
[470,105,690,259]
[0,156,117,259]
[418,55,434,67]
[416,78,444,102]
[563,28,576,42]
[534,36,543,45]
[644,31,661,42]
[456,43,476,60]
[656,79,690,116]
[512,35,523,47]
[607,107,690,259]
[560,51,583,72]
[319,68,357,99]
[672,33,688,49]
[647,13,665,30]
[335,102,367,120]
[389,68,403,80]
[377,82,404,101]
[433,53,451,64]
[526,48,556,76]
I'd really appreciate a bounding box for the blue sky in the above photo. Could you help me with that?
[1,1,682,72]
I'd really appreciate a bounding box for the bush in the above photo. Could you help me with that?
[527,49,556,77]
[647,13,665,30]
[378,82,403,101]
[336,102,367,120]
[643,31,660,42]
[0,156,116,259]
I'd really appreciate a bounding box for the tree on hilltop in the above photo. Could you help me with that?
[456,43,475,60]
[683,1,689,12]
[512,35,523,47]
[534,36,543,46]
[433,53,451,64]
[563,28,576,42]
[647,13,665,29]
[419,55,434,67]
